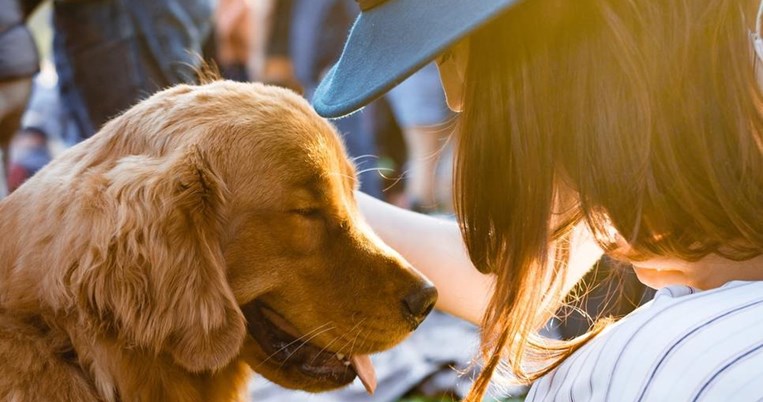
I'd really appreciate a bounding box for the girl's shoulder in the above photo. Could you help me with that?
[528,281,763,402]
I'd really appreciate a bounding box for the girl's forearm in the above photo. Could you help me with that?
[356,192,604,325]
[357,192,493,324]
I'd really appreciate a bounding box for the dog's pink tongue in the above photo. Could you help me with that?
[350,355,376,395]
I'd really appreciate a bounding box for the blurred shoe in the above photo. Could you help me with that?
[7,162,31,192]
[8,128,51,192]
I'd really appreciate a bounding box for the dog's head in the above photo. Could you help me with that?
[57,81,435,392]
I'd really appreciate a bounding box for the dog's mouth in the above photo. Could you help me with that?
[242,301,377,394]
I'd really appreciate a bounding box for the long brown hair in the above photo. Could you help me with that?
[455,0,763,399]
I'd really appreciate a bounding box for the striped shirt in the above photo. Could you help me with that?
[527,280,763,402]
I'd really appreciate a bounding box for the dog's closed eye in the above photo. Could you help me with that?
[291,208,323,219]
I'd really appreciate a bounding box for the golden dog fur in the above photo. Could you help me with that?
[0,81,434,401]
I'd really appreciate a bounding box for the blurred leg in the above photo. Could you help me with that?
[8,128,50,192]
[386,63,454,213]
[0,78,33,197]
[400,125,451,211]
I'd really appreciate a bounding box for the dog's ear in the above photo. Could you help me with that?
[75,144,245,372]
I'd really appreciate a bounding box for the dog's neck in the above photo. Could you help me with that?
[79,337,252,401]
[47,314,253,402]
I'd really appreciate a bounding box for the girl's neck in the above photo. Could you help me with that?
[630,253,763,290]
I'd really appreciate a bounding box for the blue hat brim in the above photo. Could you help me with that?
[312,0,521,118]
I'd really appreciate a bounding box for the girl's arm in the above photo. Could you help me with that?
[357,192,603,324]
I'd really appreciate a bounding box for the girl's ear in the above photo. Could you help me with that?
[436,38,470,112]
[74,145,245,372]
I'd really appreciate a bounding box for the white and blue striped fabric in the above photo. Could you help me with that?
[528,280,763,401]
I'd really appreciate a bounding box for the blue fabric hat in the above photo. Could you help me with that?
[312,0,521,118]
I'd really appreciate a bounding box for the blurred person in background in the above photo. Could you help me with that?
[214,0,253,82]
[385,63,454,214]
[50,0,213,140]
[0,0,38,197]
[7,62,74,192]
[6,0,214,189]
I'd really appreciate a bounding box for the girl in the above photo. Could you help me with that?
[313,0,763,400]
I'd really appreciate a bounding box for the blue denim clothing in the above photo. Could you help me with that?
[0,0,39,81]
[289,0,357,87]
[52,0,212,141]
[386,63,453,127]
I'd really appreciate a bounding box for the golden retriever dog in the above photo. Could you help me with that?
[0,81,437,401]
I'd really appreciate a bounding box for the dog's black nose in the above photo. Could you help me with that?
[403,284,438,329]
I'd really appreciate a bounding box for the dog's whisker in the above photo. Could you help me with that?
[335,330,356,357]
[347,317,367,333]
[309,335,343,366]
[325,166,397,179]
[342,314,368,349]
[347,326,365,357]
[357,331,372,356]
[381,172,407,193]
[255,322,335,370]
[312,317,367,363]
[265,322,333,355]
[324,171,357,182]
[355,167,396,176]
[283,322,334,347]
[277,325,337,368]
[377,170,404,180]
[333,318,365,356]
[338,318,367,355]
[350,154,379,163]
